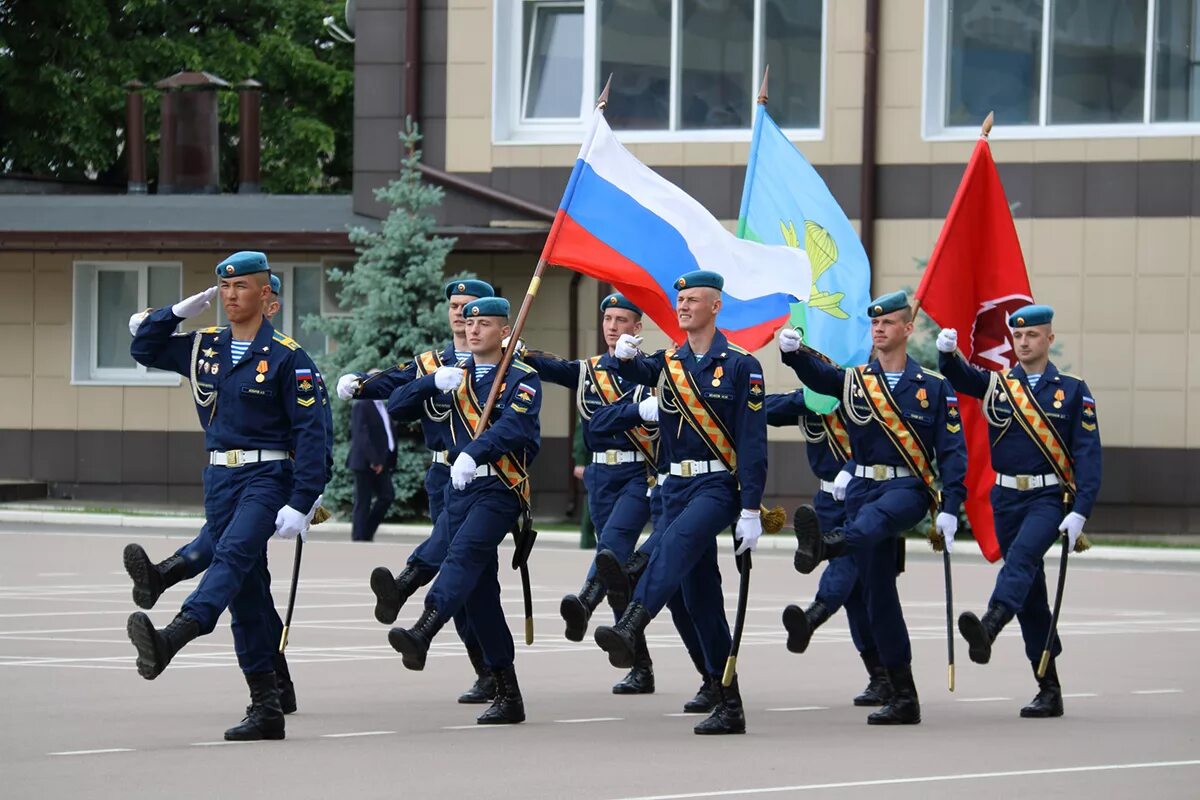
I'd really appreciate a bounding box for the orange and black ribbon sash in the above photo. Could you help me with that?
[584,356,657,463]
[662,352,736,472]
[451,371,531,502]
[992,373,1076,495]
[850,367,938,507]
[822,409,853,463]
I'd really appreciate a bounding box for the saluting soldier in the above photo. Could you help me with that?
[336,279,499,705]
[385,297,541,725]
[594,270,768,736]
[126,252,327,741]
[519,293,666,694]
[767,389,893,708]
[780,290,966,726]
[937,304,1101,718]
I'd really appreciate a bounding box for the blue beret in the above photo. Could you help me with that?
[463,297,510,318]
[1009,304,1053,328]
[445,279,495,300]
[867,290,910,318]
[216,251,269,278]
[600,292,641,316]
[269,274,281,295]
[673,270,724,292]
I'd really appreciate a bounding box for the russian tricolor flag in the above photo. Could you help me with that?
[542,109,811,350]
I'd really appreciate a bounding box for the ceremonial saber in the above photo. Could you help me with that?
[278,537,303,653]
[722,541,751,687]
[943,548,955,691]
[520,562,534,646]
[1038,533,1070,678]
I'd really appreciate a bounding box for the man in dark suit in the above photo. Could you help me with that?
[348,372,397,541]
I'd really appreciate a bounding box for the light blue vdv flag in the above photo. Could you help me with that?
[736,104,872,414]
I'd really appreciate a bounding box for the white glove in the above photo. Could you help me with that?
[128,310,150,336]
[936,511,958,553]
[336,373,362,401]
[637,395,659,423]
[614,333,642,360]
[734,509,763,556]
[832,469,852,502]
[1059,511,1086,551]
[274,505,308,541]
[936,328,958,354]
[171,286,218,320]
[451,452,477,490]
[778,327,802,353]
[434,366,465,392]
[501,336,524,353]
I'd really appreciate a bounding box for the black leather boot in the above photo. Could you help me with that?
[782,600,831,654]
[792,505,846,575]
[225,671,285,741]
[370,564,427,625]
[477,666,525,725]
[387,607,446,671]
[595,549,650,615]
[693,676,746,735]
[853,650,893,707]
[612,634,655,694]
[126,612,199,680]
[958,602,1015,665]
[1020,660,1064,718]
[560,578,605,642]
[867,664,921,725]
[594,602,651,670]
[273,651,297,714]
[683,676,721,713]
[124,544,190,610]
[458,643,497,704]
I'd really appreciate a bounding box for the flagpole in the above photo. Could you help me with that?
[735,67,769,239]
[472,76,613,438]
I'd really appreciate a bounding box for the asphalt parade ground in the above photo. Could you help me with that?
[2,523,1199,799]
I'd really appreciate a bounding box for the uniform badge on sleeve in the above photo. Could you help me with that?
[512,381,537,413]
[295,368,314,393]
[748,373,764,410]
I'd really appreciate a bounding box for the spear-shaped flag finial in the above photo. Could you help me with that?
[981,110,995,139]
[757,65,770,106]
[597,74,613,110]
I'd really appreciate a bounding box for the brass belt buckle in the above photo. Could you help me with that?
[680,461,693,478]
[1016,475,1030,491]
[872,464,888,481]
[606,450,617,466]
[225,449,243,467]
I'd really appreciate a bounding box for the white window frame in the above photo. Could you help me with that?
[493,0,827,145]
[71,261,183,387]
[924,0,1200,140]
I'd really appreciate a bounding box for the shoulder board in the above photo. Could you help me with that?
[727,344,750,355]
[1059,371,1082,381]
[510,360,535,374]
[921,367,945,380]
[272,331,300,350]
[197,326,226,334]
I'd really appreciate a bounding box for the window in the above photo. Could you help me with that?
[494,0,826,143]
[72,262,182,385]
[927,0,1200,137]
[215,264,334,356]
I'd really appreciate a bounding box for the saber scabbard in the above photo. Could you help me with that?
[1039,534,1071,678]
[723,543,751,687]
[279,537,304,653]
[943,547,955,691]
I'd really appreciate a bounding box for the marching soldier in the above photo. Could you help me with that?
[336,279,499,705]
[937,304,1101,718]
[126,252,327,740]
[519,293,664,694]
[385,297,541,725]
[594,270,768,736]
[780,290,966,726]
[767,389,893,707]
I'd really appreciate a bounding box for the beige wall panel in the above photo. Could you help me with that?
[0,251,33,271]
[445,118,494,173]
[1136,276,1189,333]
[1093,388,1132,447]
[1084,218,1137,276]
[1083,276,1135,333]
[32,322,70,378]
[34,269,71,325]
[539,145,578,168]
[0,376,33,428]
[795,133,834,166]
[1012,218,1034,260]
[446,63,492,120]
[32,252,73,272]
[1132,389,1187,447]
[831,108,864,163]
[1030,277,1081,332]
[1192,220,1200,275]
[880,0,923,52]
[1134,333,1188,390]
[0,270,34,324]
[1032,140,1084,162]
[1137,137,1192,160]
[682,142,734,166]
[1136,218,1190,276]
[873,219,936,281]
[447,6,490,64]
[496,145,542,167]
[1029,218,1083,276]
[831,51,865,110]
[167,385,202,433]
[1190,333,1200,388]
[1080,332,1133,390]
[121,387,170,431]
[1083,138,1139,161]
[627,143,685,166]
[1188,391,1200,448]
[833,0,866,53]
[0,323,34,377]
[76,386,124,429]
[32,376,78,429]
[978,139,1035,162]
[879,50,922,109]
[538,381,570,438]
[927,140,976,163]
[877,107,930,164]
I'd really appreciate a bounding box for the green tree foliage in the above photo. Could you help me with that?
[308,124,472,518]
[0,0,351,192]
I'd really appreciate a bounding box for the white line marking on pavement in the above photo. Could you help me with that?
[555,717,623,724]
[1062,692,1099,698]
[49,748,134,756]
[321,731,396,738]
[606,759,1200,799]
[765,706,828,712]
[955,697,1012,703]
[1132,688,1183,695]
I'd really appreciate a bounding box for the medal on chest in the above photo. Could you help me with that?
[915,387,928,408]
[711,365,723,387]
[255,359,270,383]
[1053,388,1064,409]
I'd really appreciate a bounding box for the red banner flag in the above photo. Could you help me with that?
[915,136,1032,563]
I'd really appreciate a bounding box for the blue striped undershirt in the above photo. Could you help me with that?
[474,363,496,380]
[454,350,470,363]
[884,372,903,390]
[230,340,251,364]
[1027,373,1042,391]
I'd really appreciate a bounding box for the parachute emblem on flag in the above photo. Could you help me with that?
[779,219,848,320]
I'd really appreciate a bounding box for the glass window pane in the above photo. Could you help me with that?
[599,0,672,130]
[147,265,179,310]
[292,266,325,356]
[763,0,823,128]
[1049,0,1146,123]
[1153,0,1200,121]
[680,0,753,129]
[523,4,585,119]
[946,0,1043,126]
[97,271,137,369]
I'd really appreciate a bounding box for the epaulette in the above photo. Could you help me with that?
[728,344,751,355]
[510,359,535,374]
[921,367,946,380]
[197,326,226,334]
[1059,371,1082,381]
[272,331,300,350]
